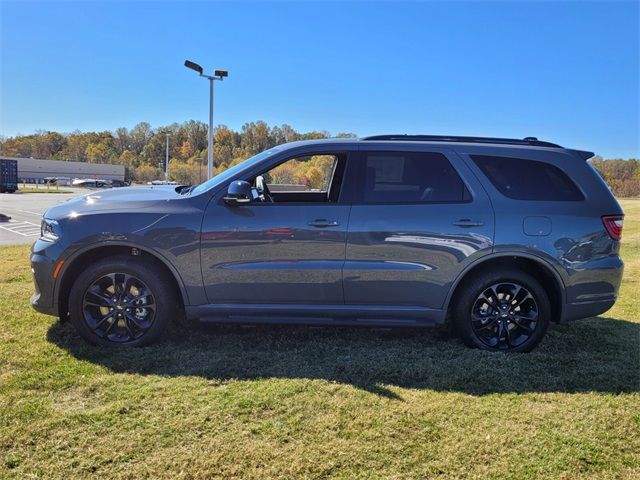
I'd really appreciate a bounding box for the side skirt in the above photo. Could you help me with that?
[185,303,446,327]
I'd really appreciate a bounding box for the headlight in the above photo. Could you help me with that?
[40,218,60,241]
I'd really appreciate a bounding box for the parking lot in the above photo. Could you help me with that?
[0,188,92,245]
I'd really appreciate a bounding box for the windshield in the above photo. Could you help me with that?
[190,147,283,195]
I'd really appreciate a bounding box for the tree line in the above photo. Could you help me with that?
[0,123,638,196]
[589,156,640,198]
[0,121,355,185]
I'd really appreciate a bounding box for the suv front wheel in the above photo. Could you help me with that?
[68,256,176,346]
[452,269,551,352]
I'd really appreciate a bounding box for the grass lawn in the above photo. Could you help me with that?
[16,187,73,194]
[1,200,638,479]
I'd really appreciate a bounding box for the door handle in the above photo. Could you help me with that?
[453,219,484,228]
[308,219,340,228]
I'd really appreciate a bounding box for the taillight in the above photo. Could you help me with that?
[602,215,624,241]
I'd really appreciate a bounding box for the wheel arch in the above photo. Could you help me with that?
[444,253,566,323]
[56,242,188,320]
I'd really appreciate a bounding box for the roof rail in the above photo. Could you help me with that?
[361,134,563,148]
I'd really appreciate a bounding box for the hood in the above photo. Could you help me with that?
[44,185,183,219]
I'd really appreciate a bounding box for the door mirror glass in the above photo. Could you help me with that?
[224,180,253,206]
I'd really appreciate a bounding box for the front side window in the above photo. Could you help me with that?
[470,154,584,201]
[191,147,282,195]
[263,155,338,193]
[247,153,346,204]
[361,151,469,204]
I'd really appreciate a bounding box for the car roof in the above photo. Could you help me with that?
[278,136,594,160]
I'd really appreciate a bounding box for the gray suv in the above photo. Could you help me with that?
[31,135,624,352]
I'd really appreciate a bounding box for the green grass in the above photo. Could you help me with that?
[1,200,639,479]
[16,187,73,194]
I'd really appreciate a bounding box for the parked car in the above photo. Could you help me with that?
[147,180,178,185]
[109,179,129,188]
[72,178,108,188]
[30,135,624,351]
[45,177,73,186]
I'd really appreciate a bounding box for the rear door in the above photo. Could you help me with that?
[344,146,494,309]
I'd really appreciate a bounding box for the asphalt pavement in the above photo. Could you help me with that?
[0,187,92,245]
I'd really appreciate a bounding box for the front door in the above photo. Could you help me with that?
[344,147,494,310]
[201,151,352,305]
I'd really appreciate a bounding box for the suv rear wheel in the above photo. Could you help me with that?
[452,269,550,352]
[68,255,176,346]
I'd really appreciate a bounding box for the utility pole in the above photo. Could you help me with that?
[165,132,170,181]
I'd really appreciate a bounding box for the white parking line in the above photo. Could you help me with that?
[9,228,40,235]
[8,221,39,229]
[0,207,42,216]
[14,220,39,226]
[0,221,41,237]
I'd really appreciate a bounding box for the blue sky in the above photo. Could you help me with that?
[1,1,638,158]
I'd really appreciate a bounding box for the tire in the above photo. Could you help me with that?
[452,269,550,352]
[68,255,177,346]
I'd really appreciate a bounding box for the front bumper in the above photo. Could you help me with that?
[30,239,61,317]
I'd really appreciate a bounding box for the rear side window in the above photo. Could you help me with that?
[362,151,470,204]
[470,154,584,201]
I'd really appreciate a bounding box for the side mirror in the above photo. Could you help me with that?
[224,180,252,206]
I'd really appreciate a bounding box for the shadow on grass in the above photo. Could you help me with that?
[47,316,640,398]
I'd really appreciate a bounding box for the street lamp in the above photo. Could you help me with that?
[164,132,170,181]
[184,60,228,180]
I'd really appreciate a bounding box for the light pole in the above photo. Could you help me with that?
[184,60,228,180]
[165,132,170,181]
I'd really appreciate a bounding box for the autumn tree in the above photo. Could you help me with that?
[178,139,195,160]
[132,164,161,183]
[183,120,208,151]
[213,125,240,166]
[129,122,153,154]
[590,157,640,196]
[241,121,274,155]
[114,127,131,155]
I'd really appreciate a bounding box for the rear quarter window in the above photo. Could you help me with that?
[470,154,584,201]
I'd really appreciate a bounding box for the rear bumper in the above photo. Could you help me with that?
[560,255,623,322]
[562,298,616,322]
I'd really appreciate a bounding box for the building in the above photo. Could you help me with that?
[0,156,125,184]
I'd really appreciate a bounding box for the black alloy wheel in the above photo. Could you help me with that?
[470,282,538,350]
[69,255,176,346]
[452,269,551,352]
[82,273,156,343]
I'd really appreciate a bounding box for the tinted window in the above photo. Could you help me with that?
[362,152,469,204]
[471,155,584,201]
